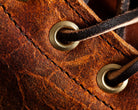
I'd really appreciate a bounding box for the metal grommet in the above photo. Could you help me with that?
[49,21,80,51]
[97,64,128,93]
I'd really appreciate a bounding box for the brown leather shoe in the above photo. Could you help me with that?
[0,0,137,109]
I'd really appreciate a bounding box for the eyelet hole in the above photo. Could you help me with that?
[97,64,128,93]
[49,21,80,51]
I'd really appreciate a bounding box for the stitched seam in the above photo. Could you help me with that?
[64,0,90,25]
[100,35,131,60]
[0,4,113,109]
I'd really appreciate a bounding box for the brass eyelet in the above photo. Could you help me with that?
[97,64,128,93]
[49,21,80,51]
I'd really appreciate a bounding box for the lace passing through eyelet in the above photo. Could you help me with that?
[49,21,80,51]
[97,57,138,93]
[97,64,128,93]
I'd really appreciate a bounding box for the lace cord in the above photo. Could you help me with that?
[58,8,138,43]
[105,57,138,87]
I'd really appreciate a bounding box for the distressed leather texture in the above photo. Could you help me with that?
[0,0,138,109]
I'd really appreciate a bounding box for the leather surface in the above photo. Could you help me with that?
[0,0,138,109]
